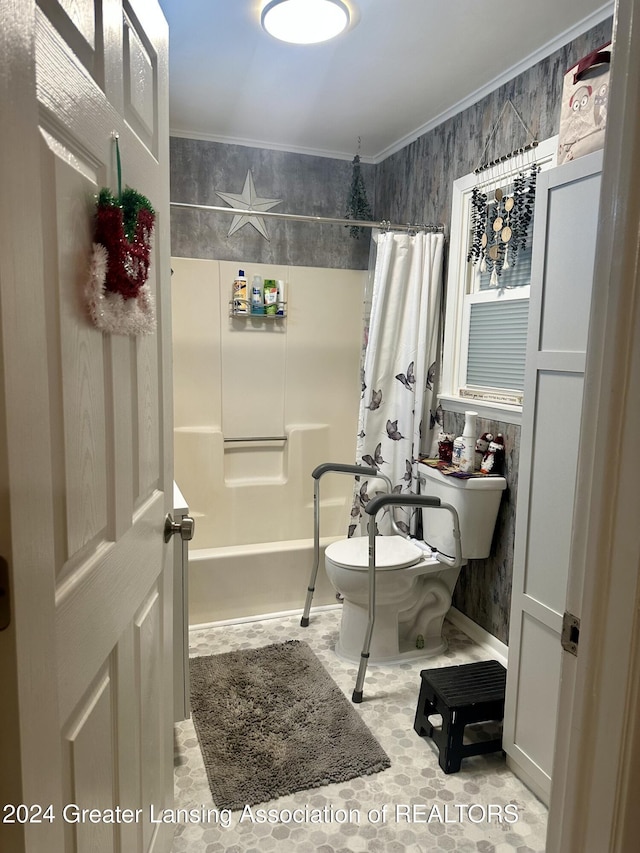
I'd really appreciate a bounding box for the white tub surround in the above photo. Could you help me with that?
[172,258,365,624]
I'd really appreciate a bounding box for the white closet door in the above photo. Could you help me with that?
[503,150,603,804]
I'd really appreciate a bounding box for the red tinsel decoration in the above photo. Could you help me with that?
[94,189,155,300]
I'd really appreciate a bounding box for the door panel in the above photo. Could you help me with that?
[63,668,116,852]
[137,333,162,499]
[123,7,157,148]
[524,371,584,609]
[0,2,173,852]
[513,612,562,778]
[137,587,164,851]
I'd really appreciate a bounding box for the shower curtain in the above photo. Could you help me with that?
[351,230,444,537]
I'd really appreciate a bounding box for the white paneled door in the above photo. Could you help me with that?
[0,2,174,853]
[502,151,603,805]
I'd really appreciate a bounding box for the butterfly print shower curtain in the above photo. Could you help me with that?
[352,230,444,537]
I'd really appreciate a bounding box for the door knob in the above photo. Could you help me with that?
[164,513,195,543]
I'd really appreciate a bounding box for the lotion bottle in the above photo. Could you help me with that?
[452,411,477,472]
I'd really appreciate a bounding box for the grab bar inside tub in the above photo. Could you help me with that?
[224,435,288,442]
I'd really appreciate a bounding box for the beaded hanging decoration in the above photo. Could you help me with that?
[466,163,539,285]
[467,99,540,285]
[86,135,156,335]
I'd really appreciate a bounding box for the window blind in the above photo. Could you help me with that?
[478,214,534,291]
[466,299,529,391]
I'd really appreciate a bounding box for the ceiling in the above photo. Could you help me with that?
[157,0,613,163]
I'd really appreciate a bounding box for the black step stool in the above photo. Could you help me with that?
[413,660,507,774]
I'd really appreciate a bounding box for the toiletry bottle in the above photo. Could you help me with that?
[452,435,464,467]
[251,275,264,314]
[233,269,248,314]
[276,279,286,315]
[263,279,278,315]
[452,411,477,472]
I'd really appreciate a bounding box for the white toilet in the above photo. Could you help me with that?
[325,463,507,664]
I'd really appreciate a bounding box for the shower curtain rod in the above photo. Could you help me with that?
[170,201,444,233]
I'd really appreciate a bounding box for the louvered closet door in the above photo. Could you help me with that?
[502,150,603,805]
[0,2,174,853]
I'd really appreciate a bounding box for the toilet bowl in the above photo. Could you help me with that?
[326,535,458,662]
[325,464,507,664]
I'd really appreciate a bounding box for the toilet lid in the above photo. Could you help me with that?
[326,535,423,571]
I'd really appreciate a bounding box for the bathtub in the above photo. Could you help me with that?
[189,535,342,625]
[175,422,357,625]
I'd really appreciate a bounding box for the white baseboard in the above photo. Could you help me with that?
[447,606,508,668]
[505,755,550,807]
[189,603,341,633]
[189,603,509,671]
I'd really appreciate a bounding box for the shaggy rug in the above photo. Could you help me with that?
[189,640,390,810]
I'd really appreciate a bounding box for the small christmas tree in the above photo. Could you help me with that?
[345,152,372,238]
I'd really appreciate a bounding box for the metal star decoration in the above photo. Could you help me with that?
[215,170,282,240]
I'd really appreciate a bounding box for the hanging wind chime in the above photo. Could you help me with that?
[86,133,157,335]
[345,138,372,238]
[466,100,539,286]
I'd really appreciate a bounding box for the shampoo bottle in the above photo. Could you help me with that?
[452,411,477,473]
[233,269,248,314]
[276,279,286,315]
[263,279,278,315]
[251,275,264,314]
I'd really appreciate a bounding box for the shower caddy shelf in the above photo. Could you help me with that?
[229,298,287,319]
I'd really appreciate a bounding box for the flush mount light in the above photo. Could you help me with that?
[261,0,350,45]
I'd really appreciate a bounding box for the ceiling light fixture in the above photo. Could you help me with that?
[261,0,350,45]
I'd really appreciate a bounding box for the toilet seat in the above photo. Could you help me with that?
[325,535,423,571]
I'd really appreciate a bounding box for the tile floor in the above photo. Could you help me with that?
[171,609,547,852]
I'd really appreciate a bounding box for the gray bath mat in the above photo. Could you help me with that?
[189,640,390,810]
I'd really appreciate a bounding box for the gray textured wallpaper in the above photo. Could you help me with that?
[373,17,611,644]
[374,19,613,233]
[442,412,521,645]
[170,17,612,644]
[170,139,375,269]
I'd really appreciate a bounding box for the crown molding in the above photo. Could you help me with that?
[168,128,376,164]
[373,1,615,163]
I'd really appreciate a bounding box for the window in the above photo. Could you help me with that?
[440,136,558,421]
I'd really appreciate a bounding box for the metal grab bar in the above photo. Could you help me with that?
[351,494,462,704]
[311,462,377,479]
[224,435,288,442]
[300,463,398,629]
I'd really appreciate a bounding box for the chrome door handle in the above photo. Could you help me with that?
[164,513,195,543]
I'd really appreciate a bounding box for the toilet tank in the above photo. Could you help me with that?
[418,463,506,560]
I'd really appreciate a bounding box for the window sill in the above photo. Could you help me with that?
[438,394,522,426]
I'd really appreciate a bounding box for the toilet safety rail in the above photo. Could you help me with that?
[352,493,462,704]
[300,463,400,631]
[299,464,462,703]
